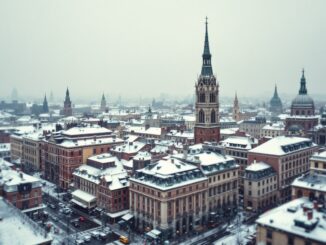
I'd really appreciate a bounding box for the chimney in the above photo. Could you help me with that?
[307,210,313,220]
[313,200,318,210]
[183,144,189,159]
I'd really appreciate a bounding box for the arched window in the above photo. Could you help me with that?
[211,110,216,123]
[210,93,216,103]
[199,93,205,103]
[199,110,205,123]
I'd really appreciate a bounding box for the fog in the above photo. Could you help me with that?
[0,0,325,103]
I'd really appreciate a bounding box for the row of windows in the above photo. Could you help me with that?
[209,171,237,183]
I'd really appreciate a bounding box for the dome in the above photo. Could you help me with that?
[291,94,314,108]
[288,124,303,132]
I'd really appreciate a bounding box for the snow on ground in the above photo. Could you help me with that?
[214,224,256,245]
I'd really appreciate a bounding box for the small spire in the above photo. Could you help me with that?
[274,84,279,97]
[201,17,213,76]
[234,91,238,102]
[299,69,307,95]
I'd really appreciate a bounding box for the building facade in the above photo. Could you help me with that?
[194,19,220,144]
[248,136,318,204]
[243,161,278,212]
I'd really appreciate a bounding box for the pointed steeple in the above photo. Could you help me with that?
[234,91,238,103]
[273,84,279,98]
[65,87,71,103]
[201,17,213,76]
[100,93,107,111]
[299,69,307,95]
[43,93,49,113]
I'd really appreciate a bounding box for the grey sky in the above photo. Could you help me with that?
[0,0,325,102]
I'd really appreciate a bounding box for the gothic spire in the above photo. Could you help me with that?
[299,69,307,95]
[65,87,71,103]
[43,93,49,113]
[201,17,213,76]
[273,84,279,98]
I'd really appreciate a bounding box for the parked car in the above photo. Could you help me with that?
[63,208,71,215]
[49,204,56,209]
[91,230,100,239]
[58,203,65,208]
[52,216,58,222]
[83,234,91,242]
[75,239,84,245]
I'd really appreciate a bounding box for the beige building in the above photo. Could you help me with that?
[129,157,208,238]
[10,134,23,163]
[22,133,43,172]
[243,161,278,212]
[256,197,326,245]
[291,151,326,203]
[260,123,285,138]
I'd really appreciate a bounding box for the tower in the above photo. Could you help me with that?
[285,69,318,135]
[232,92,240,121]
[100,93,107,112]
[194,18,220,144]
[63,88,72,117]
[269,84,283,115]
[42,94,49,113]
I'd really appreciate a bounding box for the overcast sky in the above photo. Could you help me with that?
[0,0,325,102]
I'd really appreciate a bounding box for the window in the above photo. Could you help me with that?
[267,229,272,239]
[199,110,205,123]
[288,236,294,245]
[211,110,216,123]
[209,93,216,103]
[199,93,205,103]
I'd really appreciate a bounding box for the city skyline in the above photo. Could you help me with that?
[0,0,326,100]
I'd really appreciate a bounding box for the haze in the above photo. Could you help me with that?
[0,0,325,102]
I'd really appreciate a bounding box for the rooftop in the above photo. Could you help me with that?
[220,136,257,150]
[249,136,315,156]
[256,197,326,243]
[246,161,271,172]
[292,172,326,193]
[62,125,112,137]
[0,198,52,245]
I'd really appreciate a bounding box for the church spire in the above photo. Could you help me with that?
[273,84,279,98]
[65,87,71,103]
[299,69,307,95]
[43,93,49,113]
[201,17,213,76]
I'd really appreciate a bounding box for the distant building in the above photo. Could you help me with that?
[63,88,72,116]
[260,122,285,138]
[100,93,107,112]
[256,197,326,245]
[269,85,283,115]
[194,19,220,143]
[308,111,326,146]
[248,136,318,203]
[239,116,267,139]
[285,70,319,135]
[232,92,240,122]
[42,94,49,113]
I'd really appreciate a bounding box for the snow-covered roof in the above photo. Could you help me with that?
[246,162,271,172]
[134,151,152,161]
[0,198,52,245]
[0,143,10,152]
[291,173,326,192]
[0,170,42,192]
[131,157,207,190]
[88,153,118,164]
[256,197,326,243]
[220,128,239,135]
[249,136,315,156]
[310,151,326,162]
[262,123,285,131]
[59,136,123,148]
[220,136,256,150]
[72,189,96,202]
[124,126,162,136]
[111,141,146,154]
[62,125,112,136]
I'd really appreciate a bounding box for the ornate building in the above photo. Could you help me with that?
[232,92,240,121]
[269,85,282,115]
[63,88,72,117]
[194,19,220,144]
[285,70,318,135]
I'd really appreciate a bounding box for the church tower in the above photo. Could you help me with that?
[100,93,107,112]
[194,18,220,144]
[63,88,72,117]
[42,94,49,113]
[232,92,240,121]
